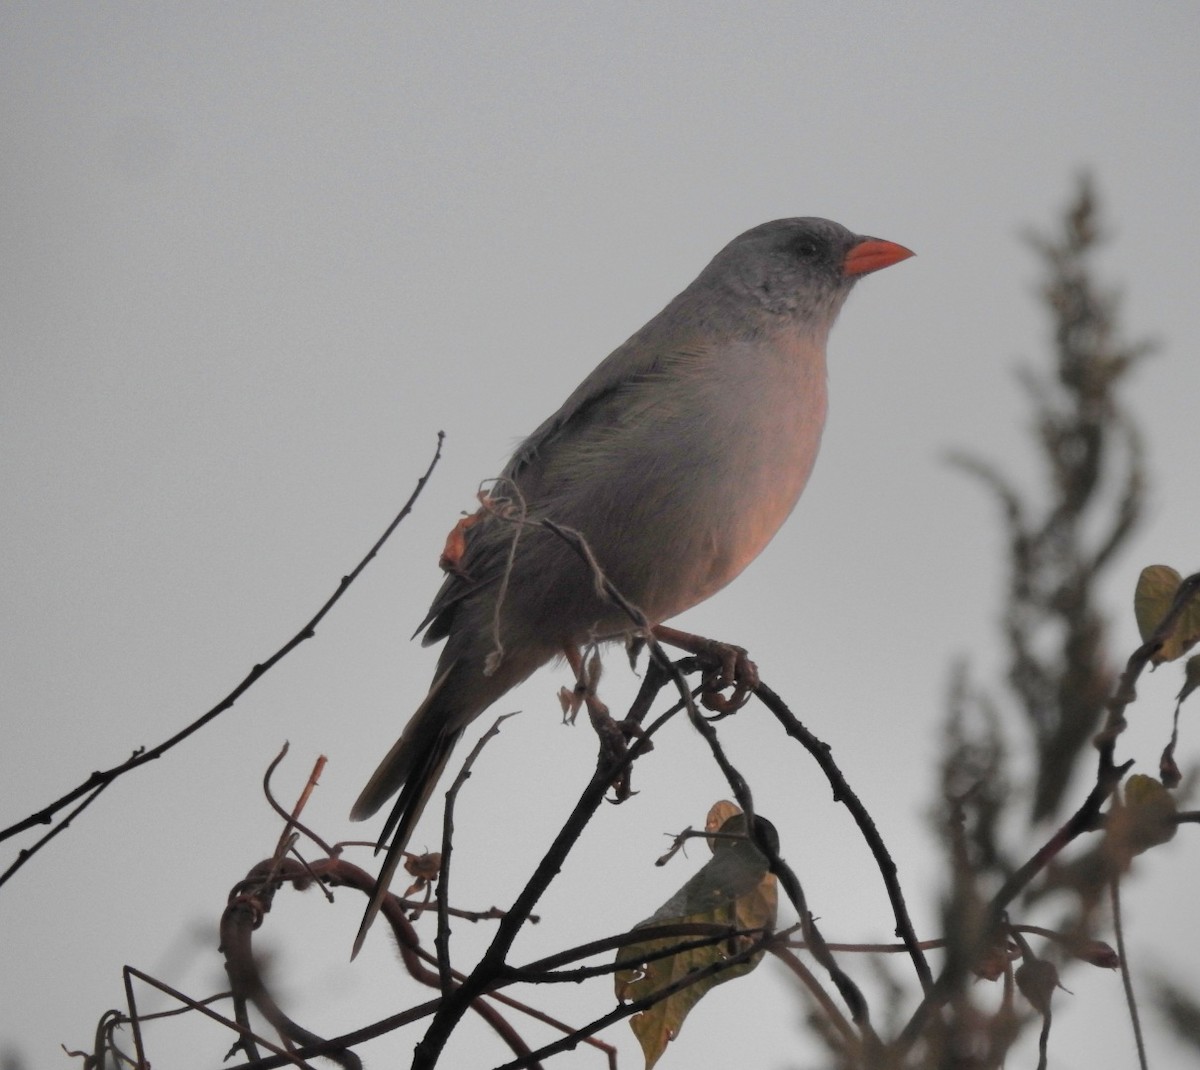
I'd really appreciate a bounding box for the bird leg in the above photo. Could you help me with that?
[562,643,638,801]
[651,624,759,714]
[560,643,606,725]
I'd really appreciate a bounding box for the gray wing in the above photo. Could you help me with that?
[414,527,507,645]
[503,317,679,480]
[415,315,698,646]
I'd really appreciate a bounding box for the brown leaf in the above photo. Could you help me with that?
[704,800,741,852]
[1105,774,1177,869]
[972,941,1014,982]
[614,812,778,1068]
[404,851,442,884]
[1016,956,1060,1015]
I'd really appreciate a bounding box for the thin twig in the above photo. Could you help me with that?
[262,744,335,860]
[437,713,518,993]
[769,943,860,1054]
[410,658,672,1070]
[1110,874,1148,1070]
[493,934,777,1070]
[1,433,445,883]
[0,779,110,887]
[122,964,149,1070]
[515,924,764,984]
[124,966,312,1069]
[477,480,528,675]
[537,519,879,1048]
[754,681,933,993]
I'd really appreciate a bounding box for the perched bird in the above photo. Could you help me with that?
[351,217,913,952]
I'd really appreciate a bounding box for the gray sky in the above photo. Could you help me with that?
[3,4,1199,1067]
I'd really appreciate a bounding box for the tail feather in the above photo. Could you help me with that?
[350,666,455,824]
[350,665,459,958]
[349,629,548,957]
[351,724,462,958]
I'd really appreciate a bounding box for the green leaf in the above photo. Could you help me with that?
[1133,565,1200,665]
[614,811,778,1068]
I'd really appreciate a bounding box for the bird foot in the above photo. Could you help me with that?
[651,624,759,715]
[561,643,643,801]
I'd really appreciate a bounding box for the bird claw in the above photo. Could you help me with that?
[700,644,758,715]
[650,625,758,715]
[604,744,636,803]
[625,633,646,672]
[607,718,652,801]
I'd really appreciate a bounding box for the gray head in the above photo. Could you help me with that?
[691,217,913,330]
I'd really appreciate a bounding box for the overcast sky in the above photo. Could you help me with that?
[3,4,1200,1068]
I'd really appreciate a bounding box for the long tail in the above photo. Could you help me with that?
[350,668,461,958]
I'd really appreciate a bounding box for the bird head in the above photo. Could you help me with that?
[698,217,914,331]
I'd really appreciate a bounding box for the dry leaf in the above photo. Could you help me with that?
[1134,565,1200,665]
[614,811,778,1068]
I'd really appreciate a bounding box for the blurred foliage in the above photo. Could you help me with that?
[924,176,1185,1067]
[1155,980,1200,1055]
[949,173,1152,824]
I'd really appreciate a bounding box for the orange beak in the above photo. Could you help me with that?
[843,238,915,278]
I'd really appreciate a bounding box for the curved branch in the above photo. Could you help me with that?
[753,681,933,993]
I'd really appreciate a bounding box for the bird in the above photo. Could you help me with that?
[350,217,913,953]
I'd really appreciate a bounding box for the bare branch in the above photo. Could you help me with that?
[1,433,445,883]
